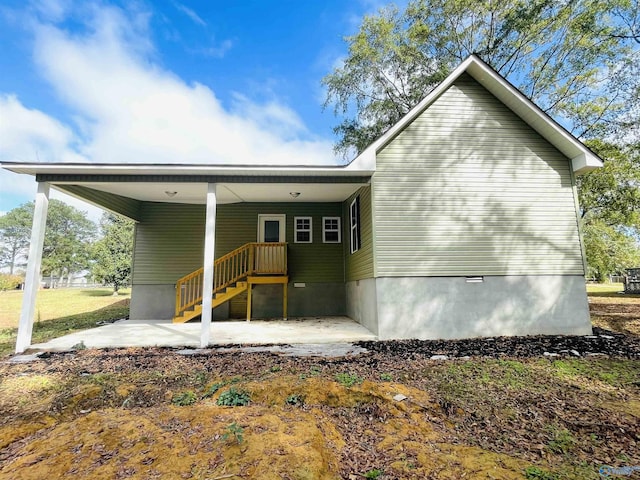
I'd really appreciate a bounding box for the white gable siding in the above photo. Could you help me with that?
[373,74,584,276]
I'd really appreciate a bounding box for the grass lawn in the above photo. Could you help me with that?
[0,288,130,356]
[587,283,640,336]
[586,282,625,294]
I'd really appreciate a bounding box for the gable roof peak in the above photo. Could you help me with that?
[349,55,602,175]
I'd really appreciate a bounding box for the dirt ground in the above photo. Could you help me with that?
[589,291,640,337]
[0,296,639,479]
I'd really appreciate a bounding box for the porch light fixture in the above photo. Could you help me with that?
[165,191,177,198]
[289,192,301,198]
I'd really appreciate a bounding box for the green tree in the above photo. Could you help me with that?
[41,200,97,285]
[577,141,640,281]
[91,212,134,294]
[323,0,640,156]
[0,200,96,284]
[582,220,640,281]
[0,203,33,274]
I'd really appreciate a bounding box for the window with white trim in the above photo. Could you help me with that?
[322,217,341,243]
[294,216,312,243]
[350,197,360,253]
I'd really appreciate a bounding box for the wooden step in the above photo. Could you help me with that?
[173,304,203,324]
[173,281,249,323]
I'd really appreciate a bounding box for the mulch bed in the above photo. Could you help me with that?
[356,327,640,359]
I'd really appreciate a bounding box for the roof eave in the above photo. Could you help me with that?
[1,161,375,178]
[571,152,603,175]
[464,58,603,174]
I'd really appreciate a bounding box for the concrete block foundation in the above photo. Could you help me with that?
[347,275,591,340]
[132,276,592,341]
[130,282,346,321]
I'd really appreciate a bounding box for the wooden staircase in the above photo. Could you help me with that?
[173,281,249,323]
[173,242,287,323]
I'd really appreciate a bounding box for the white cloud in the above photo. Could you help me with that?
[197,38,233,58]
[29,3,335,166]
[1,1,337,219]
[0,169,37,202]
[0,94,96,215]
[0,170,106,223]
[230,93,308,140]
[0,94,84,164]
[0,94,111,222]
[30,0,72,22]
[173,2,206,26]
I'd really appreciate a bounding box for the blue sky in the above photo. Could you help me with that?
[0,0,393,220]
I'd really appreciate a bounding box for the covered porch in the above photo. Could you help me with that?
[3,162,374,353]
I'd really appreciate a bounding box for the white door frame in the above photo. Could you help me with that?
[257,214,286,242]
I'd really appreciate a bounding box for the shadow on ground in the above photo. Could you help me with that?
[587,291,639,298]
[0,300,129,356]
[79,289,129,297]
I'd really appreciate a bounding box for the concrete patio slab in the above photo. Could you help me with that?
[210,343,370,357]
[29,316,377,351]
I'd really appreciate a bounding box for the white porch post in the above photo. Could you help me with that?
[15,182,50,353]
[200,183,217,348]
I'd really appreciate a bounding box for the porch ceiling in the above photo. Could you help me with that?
[56,181,367,204]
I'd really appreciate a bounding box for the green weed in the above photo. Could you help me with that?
[300,365,322,380]
[221,422,244,444]
[172,391,197,406]
[524,466,558,480]
[286,394,304,406]
[202,381,226,399]
[85,373,113,385]
[335,372,363,387]
[216,387,251,406]
[192,371,207,386]
[546,425,576,454]
[551,359,639,387]
[495,359,531,388]
[364,468,383,479]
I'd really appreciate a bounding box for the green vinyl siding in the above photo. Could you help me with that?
[132,201,345,285]
[373,73,584,276]
[216,203,344,283]
[344,186,374,281]
[56,185,142,221]
[132,202,205,284]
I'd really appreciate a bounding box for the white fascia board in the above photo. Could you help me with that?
[0,162,374,177]
[344,149,376,171]
[464,59,603,175]
[571,152,604,175]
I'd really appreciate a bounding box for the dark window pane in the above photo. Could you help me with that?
[297,231,310,242]
[264,220,280,242]
[325,231,339,242]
